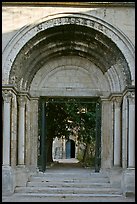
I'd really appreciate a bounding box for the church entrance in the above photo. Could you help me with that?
[38,97,101,172]
[2,8,135,196]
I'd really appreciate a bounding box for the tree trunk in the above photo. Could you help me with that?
[82,143,90,163]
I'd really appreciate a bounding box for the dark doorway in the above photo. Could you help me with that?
[66,139,75,159]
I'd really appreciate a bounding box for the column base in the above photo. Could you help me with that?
[121,168,135,197]
[107,167,123,189]
[2,165,15,195]
[15,165,29,187]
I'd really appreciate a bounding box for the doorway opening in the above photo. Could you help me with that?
[66,139,75,159]
[38,97,101,172]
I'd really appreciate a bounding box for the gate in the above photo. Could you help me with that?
[95,100,101,172]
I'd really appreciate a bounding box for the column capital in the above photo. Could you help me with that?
[127,92,135,104]
[18,96,26,107]
[112,96,122,108]
[2,90,13,103]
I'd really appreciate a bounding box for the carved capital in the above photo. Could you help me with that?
[113,96,122,108]
[127,92,135,105]
[18,96,26,107]
[2,90,13,103]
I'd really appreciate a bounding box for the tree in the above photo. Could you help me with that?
[39,98,97,166]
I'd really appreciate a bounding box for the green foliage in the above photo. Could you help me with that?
[45,98,96,147]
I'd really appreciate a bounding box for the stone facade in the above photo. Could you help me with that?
[2,2,135,197]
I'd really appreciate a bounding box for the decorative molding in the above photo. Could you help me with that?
[122,86,135,97]
[109,93,123,101]
[2,2,135,8]
[2,85,18,96]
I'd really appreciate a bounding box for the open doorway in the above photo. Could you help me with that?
[38,97,101,172]
[66,139,75,159]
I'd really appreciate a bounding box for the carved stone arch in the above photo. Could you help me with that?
[2,13,134,93]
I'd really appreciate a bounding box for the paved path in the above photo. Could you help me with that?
[2,159,135,202]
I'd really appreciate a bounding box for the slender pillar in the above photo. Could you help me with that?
[2,91,12,166]
[121,95,128,168]
[101,98,114,169]
[127,92,135,168]
[30,98,39,168]
[18,96,26,165]
[41,100,46,172]
[113,97,122,167]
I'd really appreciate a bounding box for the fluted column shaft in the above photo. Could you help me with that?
[128,92,135,168]
[18,96,26,165]
[2,91,12,166]
[113,97,122,167]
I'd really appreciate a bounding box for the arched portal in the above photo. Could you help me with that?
[2,12,135,196]
[2,13,134,89]
[4,13,134,168]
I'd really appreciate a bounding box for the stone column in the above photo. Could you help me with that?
[127,92,135,168]
[25,98,31,166]
[10,93,18,168]
[18,96,26,165]
[30,98,39,169]
[2,91,12,166]
[121,95,128,168]
[113,97,122,167]
[101,98,113,169]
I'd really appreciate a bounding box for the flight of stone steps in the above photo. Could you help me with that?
[14,170,123,200]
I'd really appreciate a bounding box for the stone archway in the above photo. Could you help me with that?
[2,13,135,195]
[2,13,134,87]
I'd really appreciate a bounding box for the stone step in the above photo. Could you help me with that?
[29,176,110,183]
[14,192,123,199]
[15,186,121,194]
[27,181,111,187]
[14,170,123,200]
[33,172,108,177]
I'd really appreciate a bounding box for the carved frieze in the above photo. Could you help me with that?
[36,17,106,34]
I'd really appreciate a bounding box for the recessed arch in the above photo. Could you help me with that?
[30,56,111,97]
[2,12,134,94]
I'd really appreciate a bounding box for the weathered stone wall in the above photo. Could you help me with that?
[2,3,135,88]
[2,4,135,52]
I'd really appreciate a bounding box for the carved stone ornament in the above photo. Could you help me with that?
[113,96,122,108]
[127,92,135,104]
[2,90,13,103]
[36,17,106,34]
[18,96,26,107]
